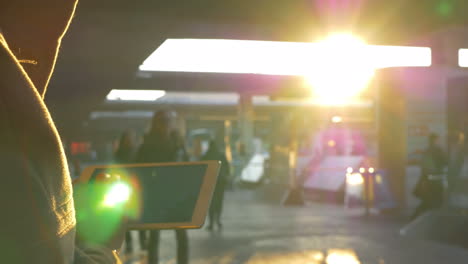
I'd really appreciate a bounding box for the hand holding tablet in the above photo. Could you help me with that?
[73,161,220,248]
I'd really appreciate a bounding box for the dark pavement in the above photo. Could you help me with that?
[123,190,468,264]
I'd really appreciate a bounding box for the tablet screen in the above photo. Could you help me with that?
[90,164,208,225]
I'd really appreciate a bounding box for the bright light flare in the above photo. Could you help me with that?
[106,89,166,101]
[347,173,364,185]
[102,183,131,207]
[138,37,431,105]
[305,33,375,105]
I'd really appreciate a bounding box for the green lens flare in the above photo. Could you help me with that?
[436,1,454,17]
[74,182,132,245]
[102,182,131,207]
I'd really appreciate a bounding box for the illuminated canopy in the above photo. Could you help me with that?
[139,38,432,75]
[106,89,166,101]
[459,49,468,67]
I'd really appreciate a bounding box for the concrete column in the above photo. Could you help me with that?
[176,112,187,138]
[238,93,255,155]
[376,70,407,212]
[282,114,305,206]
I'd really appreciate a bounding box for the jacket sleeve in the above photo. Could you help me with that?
[74,246,121,264]
[0,35,76,263]
[0,36,122,264]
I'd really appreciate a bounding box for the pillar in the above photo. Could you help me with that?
[238,93,255,155]
[376,70,407,212]
[281,113,305,206]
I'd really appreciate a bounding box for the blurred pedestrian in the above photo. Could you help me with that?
[115,130,136,164]
[202,140,230,231]
[412,133,447,219]
[135,110,189,264]
[448,131,465,195]
[114,130,143,254]
[190,137,204,161]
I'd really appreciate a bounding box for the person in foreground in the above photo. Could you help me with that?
[0,1,123,263]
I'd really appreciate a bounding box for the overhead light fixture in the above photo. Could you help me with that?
[139,38,431,75]
[106,89,166,101]
[90,111,155,120]
[370,45,431,68]
[459,49,468,67]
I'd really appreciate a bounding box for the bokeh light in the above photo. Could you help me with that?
[436,1,454,17]
[347,173,364,185]
[375,174,383,184]
[332,116,343,123]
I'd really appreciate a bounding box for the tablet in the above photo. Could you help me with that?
[76,161,220,230]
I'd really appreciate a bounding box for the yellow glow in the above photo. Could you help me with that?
[224,120,233,163]
[347,173,364,185]
[347,167,353,174]
[289,141,298,169]
[332,116,343,123]
[313,252,325,262]
[326,249,361,264]
[359,167,366,173]
[246,251,325,264]
[368,167,375,174]
[305,34,375,105]
[375,174,383,184]
[328,140,336,147]
[102,182,131,207]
